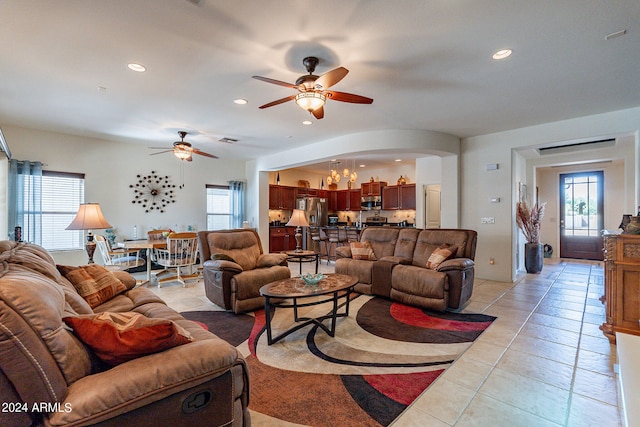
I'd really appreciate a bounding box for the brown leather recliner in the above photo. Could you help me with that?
[198,229,291,313]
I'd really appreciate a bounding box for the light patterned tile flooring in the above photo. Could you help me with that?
[144,258,622,427]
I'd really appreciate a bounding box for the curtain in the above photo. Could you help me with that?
[229,180,245,229]
[8,160,43,244]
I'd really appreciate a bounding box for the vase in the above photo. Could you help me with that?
[525,243,543,274]
[624,216,640,234]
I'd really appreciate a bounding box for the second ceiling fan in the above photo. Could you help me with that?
[253,56,373,119]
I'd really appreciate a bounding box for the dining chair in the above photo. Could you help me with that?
[151,232,199,287]
[94,235,144,271]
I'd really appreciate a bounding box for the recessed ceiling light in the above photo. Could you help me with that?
[359,164,366,168]
[127,63,146,72]
[492,49,512,60]
[302,120,312,125]
[234,98,248,105]
[395,159,402,162]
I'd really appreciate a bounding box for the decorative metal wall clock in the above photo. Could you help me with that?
[130,171,176,213]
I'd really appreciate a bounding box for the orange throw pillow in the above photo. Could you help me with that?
[426,245,457,270]
[58,264,128,308]
[350,241,377,261]
[63,312,193,365]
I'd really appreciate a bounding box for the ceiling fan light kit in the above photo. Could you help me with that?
[295,92,326,112]
[253,56,373,120]
[149,131,218,161]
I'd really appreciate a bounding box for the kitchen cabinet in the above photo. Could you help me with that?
[336,190,348,211]
[382,186,400,209]
[269,185,296,210]
[399,184,416,209]
[361,181,387,196]
[349,189,361,211]
[269,227,296,253]
[600,231,640,343]
[382,184,416,210]
[334,189,362,211]
[296,187,318,197]
[327,191,338,211]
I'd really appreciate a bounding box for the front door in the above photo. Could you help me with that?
[559,171,604,260]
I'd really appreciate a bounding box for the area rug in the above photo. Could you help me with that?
[182,295,495,426]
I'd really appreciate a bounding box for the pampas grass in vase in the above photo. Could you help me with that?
[516,200,546,243]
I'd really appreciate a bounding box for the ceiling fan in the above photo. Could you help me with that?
[149,131,218,162]
[252,56,373,119]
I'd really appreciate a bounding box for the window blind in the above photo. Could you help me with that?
[206,185,231,230]
[41,171,85,251]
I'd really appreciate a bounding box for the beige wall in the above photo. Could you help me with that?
[3,124,246,265]
[462,107,640,282]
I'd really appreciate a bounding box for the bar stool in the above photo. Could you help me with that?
[325,227,346,262]
[309,226,328,262]
[344,226,360,243]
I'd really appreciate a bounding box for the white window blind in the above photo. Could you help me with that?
[41,171,85,251]
[206,185,231,230]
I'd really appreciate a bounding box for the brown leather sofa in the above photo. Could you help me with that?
[335,227,477,311]
[198,229,291,313]
[0,241,250,427]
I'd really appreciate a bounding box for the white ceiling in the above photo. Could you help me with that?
[1,0,639,171]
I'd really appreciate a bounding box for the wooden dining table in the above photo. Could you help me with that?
[118,239,166,285]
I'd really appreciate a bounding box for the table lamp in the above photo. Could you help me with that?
[286,209,309,253]
[66,203,112,263]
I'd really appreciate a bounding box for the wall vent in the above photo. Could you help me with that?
[537,138,615,155]
[218,137,237,144]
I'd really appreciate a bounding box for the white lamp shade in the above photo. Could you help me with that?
[66,203,112,230]
[286,209,309,227]
[295,92,326,112]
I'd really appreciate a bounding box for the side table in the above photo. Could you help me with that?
[284,250,319,274]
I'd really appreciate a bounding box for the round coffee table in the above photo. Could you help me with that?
[259,273,358,345]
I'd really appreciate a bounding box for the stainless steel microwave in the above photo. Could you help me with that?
[361,195,381,210]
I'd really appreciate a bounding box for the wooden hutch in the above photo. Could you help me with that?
[600,231,640,343]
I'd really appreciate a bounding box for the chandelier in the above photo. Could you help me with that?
[326,160,358,186]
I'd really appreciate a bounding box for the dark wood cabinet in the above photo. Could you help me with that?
[269,185,296,210]
[349,189,361,211]
[601,232,640,343]
[336,190,348,211]
[327,191,338,211]
[382,186,399,209]
[382,184,416,210]
[269,227,296,253]
[361,181,387,196]
[399,184,416,209]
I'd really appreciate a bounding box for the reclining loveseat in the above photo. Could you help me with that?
[335,227,477,311]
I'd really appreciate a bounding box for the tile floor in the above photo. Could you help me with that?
[145,258,622,427]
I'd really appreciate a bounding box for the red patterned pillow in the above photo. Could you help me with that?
[426,245,457,270]
[63,312,193,365]
[58,264,127,308]
[350,241,377,260]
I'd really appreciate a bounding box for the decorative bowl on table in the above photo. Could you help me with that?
[301,273,326,286]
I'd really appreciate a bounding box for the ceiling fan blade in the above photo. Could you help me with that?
[149,149,174,155]
[258,94,297,109]
[325,90,374,104]
[315,67,348,90]
[186,155,193,162]
[312,106,324,119]
[192,148,219,159]
[252,75,297,89]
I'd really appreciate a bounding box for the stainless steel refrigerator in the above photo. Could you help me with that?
[297,197,328,226]
[296,197,328,250]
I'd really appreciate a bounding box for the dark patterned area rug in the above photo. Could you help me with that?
[182,295,495,426]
